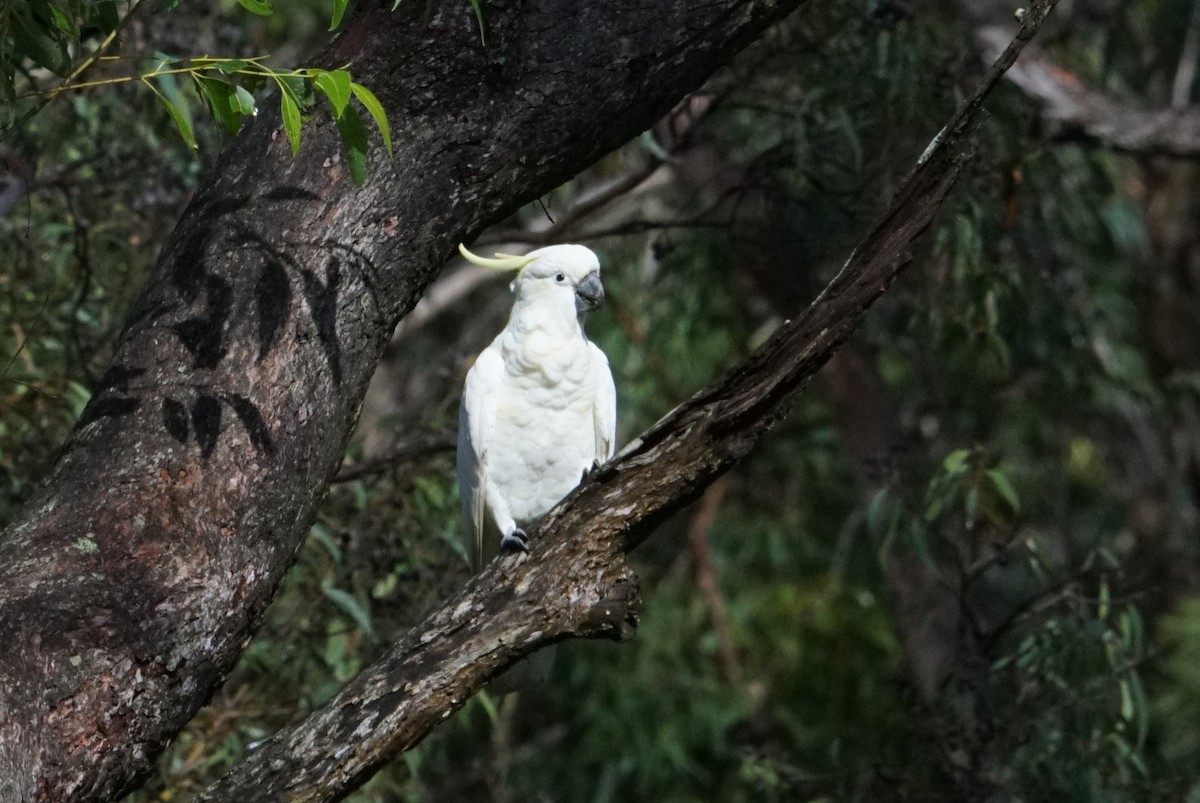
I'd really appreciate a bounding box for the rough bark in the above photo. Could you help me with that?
[194,5,1058,800]
[0,1,803,800]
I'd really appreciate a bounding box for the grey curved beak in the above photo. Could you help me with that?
[575,272,605,313]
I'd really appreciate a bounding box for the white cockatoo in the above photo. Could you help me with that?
[457,242,617,570]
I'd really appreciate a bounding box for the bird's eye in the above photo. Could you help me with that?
[555,273,566,283]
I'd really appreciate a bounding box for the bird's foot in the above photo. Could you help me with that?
[500,528,530,555]
[582,460,604,482]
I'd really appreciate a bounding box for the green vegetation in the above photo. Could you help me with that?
[4,0,1200,800]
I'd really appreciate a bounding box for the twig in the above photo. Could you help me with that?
[479,158,665,247]
[685,478,741,685]
[479,98,715,247]
[331,432,456,484]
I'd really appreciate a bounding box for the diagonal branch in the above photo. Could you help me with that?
[196,4,1058,799]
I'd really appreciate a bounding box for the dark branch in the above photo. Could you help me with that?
[330,432,455,484]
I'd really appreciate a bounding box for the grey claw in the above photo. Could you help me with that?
[500,529,529,555]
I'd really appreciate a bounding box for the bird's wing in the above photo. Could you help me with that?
[457,344,505,572]
[589,341,617,462]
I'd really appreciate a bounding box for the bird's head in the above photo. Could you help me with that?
[458,243,604,315]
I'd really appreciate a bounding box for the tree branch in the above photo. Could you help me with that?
[330,432,455,484]
[195,5,1058,799]
[978,24,1200,158]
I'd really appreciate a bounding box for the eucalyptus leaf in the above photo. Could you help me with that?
[194,75,241,135]
[314,69,352,119]
[147,83,197,150]
[280,90,302,156]
[350,82,391,155]
[334,104,369,185]
[235,0,274,16]
[11,10,71,75]
[322,584,373,635]
[330,0,350,30]
[232,85,257,117]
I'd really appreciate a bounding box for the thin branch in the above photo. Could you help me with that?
[480,98,715,247]
[331,432,456,484]
[686,478,741,686]
[479,159,664,246]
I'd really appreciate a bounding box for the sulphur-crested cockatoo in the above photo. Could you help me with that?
[457,242,616,570]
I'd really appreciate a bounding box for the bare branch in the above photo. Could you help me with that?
[978,24,1200,158]
[330,432,455,484]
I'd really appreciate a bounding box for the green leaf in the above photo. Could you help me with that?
[335,104,369,185]
[278,74,311,106]
[350,82,391,155]
[477,690,500,725]
[280,90,302,156]
[232,84,257,117]
[309,521,342,562]
[235,0,274,15]
[147,82,197,149]
[942,448,970,475]
[467,0,486,44]
[11,10,71,75]
[314,69,352,118]
[985,468,1019,513]
[213,59,249,74]
[47,4,79,38]
[330,0,350,30]
[639,130,671,161]
[151,50,183,65]
[322,584,373,635]
[84,0,120,34]
[193,75,241,135]
[866,488,893,537]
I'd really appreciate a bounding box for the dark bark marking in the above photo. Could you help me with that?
[75,397,141,430]
[323,242,387,330]
[263,187,322,203]
[123,295,175,335]
[224,394,275,454]
[254,257,292,361]
[171,222,213,304]
[173,275,232,369]
[190,395,222,458]
[171,196,248,303]
[301,257,344,386]
[162,399,190,444]
[95,365,146,394]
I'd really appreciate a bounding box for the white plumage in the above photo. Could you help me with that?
[457,244,617,570]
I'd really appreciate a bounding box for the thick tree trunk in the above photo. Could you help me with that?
[0,1,803,799]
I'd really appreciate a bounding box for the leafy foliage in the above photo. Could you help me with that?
[0,0,392,185]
